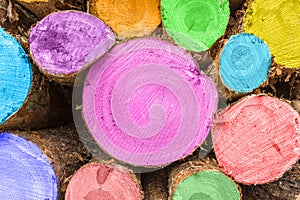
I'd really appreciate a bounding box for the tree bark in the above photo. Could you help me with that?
[15,0,86,19]
[142,168,169,200]
[242,162,300,200]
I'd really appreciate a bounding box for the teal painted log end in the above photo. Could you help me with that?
[0,27,32,124]
[220,33,271,93]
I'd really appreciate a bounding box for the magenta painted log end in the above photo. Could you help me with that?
[82,38,218,167]
[29,11,115,75]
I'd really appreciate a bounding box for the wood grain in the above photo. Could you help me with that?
[244,0,300,68]
[89,0,161,39]
[65,162,143,200]
[212,95,300,184]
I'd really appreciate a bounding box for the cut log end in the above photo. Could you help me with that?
[161,0,230,52]
[219,33,271,93]
[173,171,240,200]
[8,126,92,199]
[0,132,58,199]
[169,158,241,200]
[212,95,300,184]
[244,0,300,68]
[65,163,143,200]
[82,38,218,167]
[89,0,161,39]
[0,27,32,125]
[29,10,115,85]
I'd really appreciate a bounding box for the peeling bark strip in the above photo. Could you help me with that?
[169,157,241,200]
[15,0,86,19]
[212,95,300,185]
[142,168,169,200]
[161,0,230,52]
[0,126,91,200]
[244,0,300,68]
[89,0,161,39]
[219,33,271,93]
[65,162,142,200]
[82,38,218,167]
[242,161,300,200]
[29,11,115,85]
[0,27,71,130]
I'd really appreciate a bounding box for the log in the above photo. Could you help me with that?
[0,27,71,130]
[292,100,300,114]
[230,0,246,14]
[219,33,271,93]
[160,0,230,52]
[212,95,300,185]
[65,162,143,199]
[15,0,86,19]
[169,157,241,200]
[0,0,37,36]
[244,0,300,68]
[142,167,169,200]
[89,0,161,39]
[82,37,218,167]
[242,161,300,200]
[0,126,91,199]
[29,10,115,85]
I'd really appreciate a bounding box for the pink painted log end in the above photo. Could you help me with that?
[212,95,300,184]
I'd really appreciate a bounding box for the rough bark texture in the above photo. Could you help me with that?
[0,0,37,38]
[11,125,92,199]
[230,0,246,14]
[15,0,86,19]
[242,162,300,200]
[142,168,169,200]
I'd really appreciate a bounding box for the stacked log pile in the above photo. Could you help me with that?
[0,0,299,199]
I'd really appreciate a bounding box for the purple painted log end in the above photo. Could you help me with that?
[29,11,115,75]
